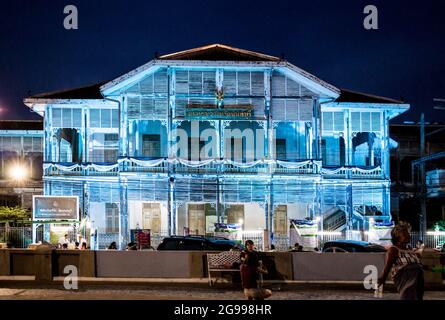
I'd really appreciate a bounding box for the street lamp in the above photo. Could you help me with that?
[8,164,28,182]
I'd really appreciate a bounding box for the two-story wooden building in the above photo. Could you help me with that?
[24,44,409,249]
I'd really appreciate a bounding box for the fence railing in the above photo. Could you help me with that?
[0,226,34,248]
[4,226,445,251]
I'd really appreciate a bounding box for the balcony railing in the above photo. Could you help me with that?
[321,166,384,179]
[44,159,385,179]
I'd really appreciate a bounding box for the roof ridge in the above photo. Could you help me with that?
[159,43,281,61]
[340,88,403,104]
[29,81,108,99]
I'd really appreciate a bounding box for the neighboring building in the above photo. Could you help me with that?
[390,123,445,228]
[0,120,43,208]
[24,44,409,248]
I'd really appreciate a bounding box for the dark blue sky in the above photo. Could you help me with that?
[0,0,444,122]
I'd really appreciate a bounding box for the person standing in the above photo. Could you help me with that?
[78,234,87,248]
[58,233,70,248]
[378,223,424,300]
[240,240,272,300]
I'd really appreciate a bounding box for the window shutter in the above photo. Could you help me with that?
[127,96,140,120]
[272,73,286,96]
[141,98,155,115]
[223,71,237,95]
[140,74,154,95]
[189,71,203,94]
[286,99,299,121]
[175,70,189,94]
[272,99,286,120]
[202,71,216,94]
[251,72,264,96]
[154,69,168,94]
[299,100,313,121]
[286,77,300,96]
[237,72,251,95]
[175,98,187,118]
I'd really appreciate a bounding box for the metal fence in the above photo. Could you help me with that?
[3,226,445,251]
[0,226,34,248]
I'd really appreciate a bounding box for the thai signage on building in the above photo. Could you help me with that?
[33,195,79,221]
[186,104,253,119]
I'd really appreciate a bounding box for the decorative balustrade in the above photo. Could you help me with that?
[44,163,119,176]
[274,160,321,175]
[44,160,384,179]
[120,158,168,174]
[321,166,384,180]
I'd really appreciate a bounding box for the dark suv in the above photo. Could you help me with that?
[322,240,387,253]
[157,236,243,251]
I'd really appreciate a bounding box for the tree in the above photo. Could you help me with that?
[433,221,445,231]
[0,206,31,222]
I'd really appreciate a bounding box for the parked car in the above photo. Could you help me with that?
[157,235,244,251]
[322,240,387,253]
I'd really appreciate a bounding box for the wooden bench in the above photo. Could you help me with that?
[207,251,241,287]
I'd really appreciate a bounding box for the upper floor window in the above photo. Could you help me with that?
[52,108,82,128]
[50,108,83,163]
[90,133,118,163]
[90,109,119,128]
[129,120,167,159]
[350,112,383,167]
[321,111,345,166]
[176,70,216,95]
[223,71,264,96]
[274,121,311,161]
[271,71,315,97]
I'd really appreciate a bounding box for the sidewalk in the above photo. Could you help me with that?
[1,276,444,291]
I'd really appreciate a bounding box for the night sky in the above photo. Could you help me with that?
[1,0,444,122]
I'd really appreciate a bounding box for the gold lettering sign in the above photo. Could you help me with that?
[185,104,254,119]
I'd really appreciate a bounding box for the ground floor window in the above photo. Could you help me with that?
[105,203,119,233]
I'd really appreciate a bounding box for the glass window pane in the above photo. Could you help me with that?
[72,109,82,128]
[62,109,72,128]
[101,109,111,128]
[52,108,62,127]
[111,109,119,128]
[90,109,101,128]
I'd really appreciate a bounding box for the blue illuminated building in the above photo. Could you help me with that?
[24,44,409,249]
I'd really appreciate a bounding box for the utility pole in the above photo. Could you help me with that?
[419,113,427,241]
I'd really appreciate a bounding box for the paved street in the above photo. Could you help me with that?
[0,286,444,300]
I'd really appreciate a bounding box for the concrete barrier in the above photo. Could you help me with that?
[421,250,444,285]
[9,250,35,276]
[53,250,96,277]
[96,250,194,278]
[1,249,444,284]
[0,249,10,276]
[261,252,293,281]
[292,252,386,281]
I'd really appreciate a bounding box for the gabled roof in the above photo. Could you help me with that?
[27,82,107,100]
[336,89,404,104]
[0,120,43,131]
[159,44,282,62]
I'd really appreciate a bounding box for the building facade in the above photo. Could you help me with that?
[0,121,43,209]
[24,44,409,248]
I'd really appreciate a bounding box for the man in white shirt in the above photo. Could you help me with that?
[58,234,70,248]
